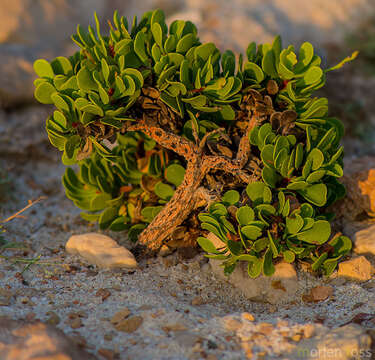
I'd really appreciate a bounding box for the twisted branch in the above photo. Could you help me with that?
[235,113,259,167]
[126,115,257,250]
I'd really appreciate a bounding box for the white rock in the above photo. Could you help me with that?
[207,233,298,304]
[353,224,375,256]
[66,233,137,269]
[210,259,298,304]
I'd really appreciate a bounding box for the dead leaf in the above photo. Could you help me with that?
[96,288,111,301]
[302,285,333,303]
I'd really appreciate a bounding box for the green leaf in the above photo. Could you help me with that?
[64,135,80,159]
[176,33,196,53]
[227,240,242,255]
[246,182,272,204]
[299,183,327,207]
[241,225,262,240]
[287,181,309,190]
[236,206,255,226]
[128,224,147,242]
[247,257,262,278]
[262,49,277,78]
[262,248,275,276]
[209,203,228,216]
[222,190,240,205]
[306,170,326,183]
[262,167,280,188]
[197,237,220,254]
[34,59,54,78]
[134,31,148,64]
[296,220,331,244]
[77,66,98,91]
[286,214,304,234]
[322,258,338,276]
[34,82,55,104]
[109,217,129,231]
[296,42,314,70]
[283,250,295,263]
[154,181,174,200]
[300,203,314,218]
[303,66,323,85]
[267,231,279,257]
[99,207,118,230]
[90,193,112,211]
[165,164,185,187]
[51,56,72,75]
[329,235,352,256]
[311,252,328,271]
[164,34,177,52]
[244,62,264,83]
[201,223,226,243]
[307,148,324,170]
[151,22,163,48]
[81,104,104,117]
[256,204,276,216]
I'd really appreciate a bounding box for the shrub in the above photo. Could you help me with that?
[34,9,355,277]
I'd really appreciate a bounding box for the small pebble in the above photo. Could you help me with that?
[115,316,143,333]
[191,296,205,306]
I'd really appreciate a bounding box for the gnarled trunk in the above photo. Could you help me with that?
[138,156,206,250]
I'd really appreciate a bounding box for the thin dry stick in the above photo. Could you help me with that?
[1,196,47,223]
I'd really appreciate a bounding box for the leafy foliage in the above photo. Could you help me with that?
[198,185,351,277]
[33,9,355,277]
[62,131,185,240]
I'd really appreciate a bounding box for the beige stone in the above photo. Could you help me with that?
[111,308,131,325]
[353,224,375,256]
[208,234,298,303]
[66,233,137,269]
[0,317,96,360]
[338,256,374,282]
[115,315,143,333]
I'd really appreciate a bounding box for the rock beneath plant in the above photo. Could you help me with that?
[206,232,229,255]
[338,256,375,282]
[352,224,375,256]
[209,258,298,304]
[66,233,137,269]
[0,317,97,360]
[336,156,375,220]
[291,324,372,360]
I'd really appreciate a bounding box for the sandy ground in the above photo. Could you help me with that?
[0,106,374,360]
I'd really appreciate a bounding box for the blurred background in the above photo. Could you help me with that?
[1,0,375,211]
